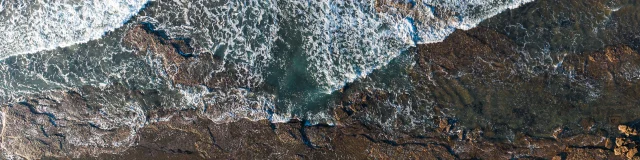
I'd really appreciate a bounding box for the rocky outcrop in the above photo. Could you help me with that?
[615,125,640,159]
[2,90,637,160]
[123,25,237,89]
[0,84,149,159]
[404,26,640,140]
[122,24,281,124]
[3,28,640,159]
[6,8,640,158]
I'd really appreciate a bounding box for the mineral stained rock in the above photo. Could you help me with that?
[1,26,639,159]
[4,0,640,159]
[6,0,640,157]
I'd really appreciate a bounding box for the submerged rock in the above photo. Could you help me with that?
[5,0,640,158]
[3,31,640,159]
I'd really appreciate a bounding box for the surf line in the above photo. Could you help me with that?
[0,0,152,61]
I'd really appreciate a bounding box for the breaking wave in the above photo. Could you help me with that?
[139,0,534,94]
[0,0,535,124]
[0,0,149,59]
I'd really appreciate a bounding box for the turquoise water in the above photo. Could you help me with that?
[8,0,640,158]
[0,0,535,124]
[0,0,638,145]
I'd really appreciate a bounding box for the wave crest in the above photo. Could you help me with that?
[0,0,149,59]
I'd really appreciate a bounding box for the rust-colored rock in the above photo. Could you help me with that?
[620,125,639,136]
[123,25,252,90]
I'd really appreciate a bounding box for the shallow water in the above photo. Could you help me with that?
[0,0,534,123]
[1,2,640,157]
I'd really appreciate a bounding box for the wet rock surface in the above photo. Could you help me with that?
[123,25,240,89]
[411,27,640,138]
[4,0,640,158]
[1,26,639,159]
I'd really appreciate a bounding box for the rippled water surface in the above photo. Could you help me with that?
[4,1,640,157]
[0,0,535,123]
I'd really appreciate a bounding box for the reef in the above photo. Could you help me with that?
[1,25,640,159]
[3,0,640,159]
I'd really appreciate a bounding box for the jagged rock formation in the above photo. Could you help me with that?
[5,0,640,156]
[2,26,640,159]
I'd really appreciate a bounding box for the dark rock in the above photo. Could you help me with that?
[8,11,640,159]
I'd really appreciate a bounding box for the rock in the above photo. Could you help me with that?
[8,3,640,158]
[620,125,639,136]
[98,26,640,159]
[629,148,639,159]
[123,25,251,90]
[566,148,618,160]
[612,125,640,159]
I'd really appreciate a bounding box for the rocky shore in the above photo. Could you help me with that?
[0,25,638,159]
[2,0,640,159]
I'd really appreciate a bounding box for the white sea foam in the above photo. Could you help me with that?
[0,0,536,125]
[0,1,540,157]
[140,0,534,94]
[0,0,149,59]
[132,0,536,124]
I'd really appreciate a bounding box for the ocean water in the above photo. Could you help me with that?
[5,0,640,158]
[0,0,534,126]
[0,0,149,58]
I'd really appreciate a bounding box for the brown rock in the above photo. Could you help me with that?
[628,148,638,159]
[620,125,639,136]
[123,25,253,90]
